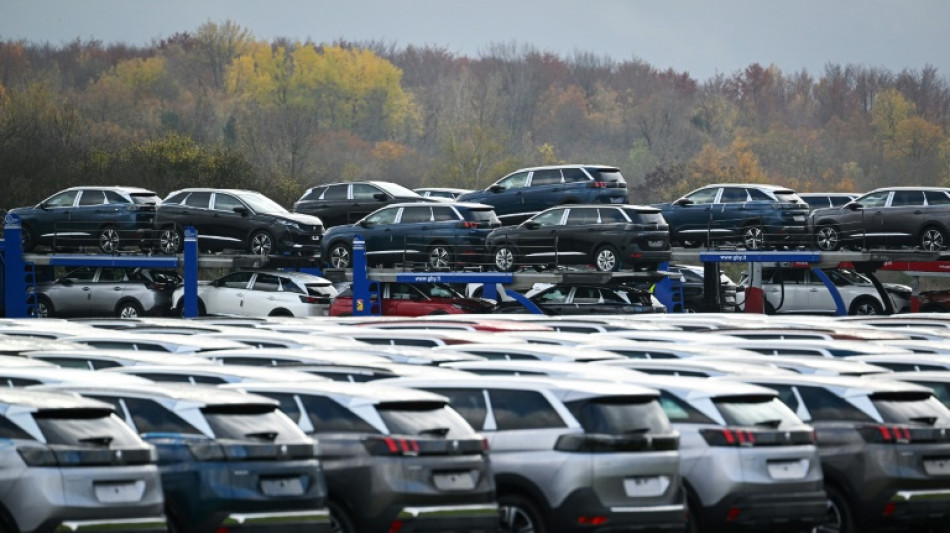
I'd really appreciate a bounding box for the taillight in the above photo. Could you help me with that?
[577,516,608,526]
[457,221,479,229]
[701,427,815,447]
[859,424,913,444]
[299,295,330,304]
[18,445,157,466]
[364,436,420,456]
[701,428,757,447]
[589,181,608,188]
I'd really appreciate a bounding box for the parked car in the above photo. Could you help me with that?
[494,281,666,315]
[329,281,495,316]
[227,381,499,533]
[414,187,474,200]
[155,188,324,255]
[30,266,181,318]
[0,388,168,533]
[7,186,161,253]
[797,192,859,211]
[41,383,332,533]
[723,374,950,533]
[665,263,738,313]
[457,164,629,225]
[321,202,500,270]
[735,267,911,315]
[485,204,671,272]
[173,269,337,317]
[915,289,950,313]
[293,181,438,228]
[653,183,810,249]
[810,186,950,251]
[383,376,686,533]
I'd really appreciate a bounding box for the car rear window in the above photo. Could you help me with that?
[33,408,144,447]
[0,416,33,440]
[713,395,802,429]
[870,392,950,426]
[566,395,671,435]
[465,208,500,225]
[658,391,715,424]
[624,210,664,224]
[587,168,625,184]
[376,401,476,438]
[202,403,308,443]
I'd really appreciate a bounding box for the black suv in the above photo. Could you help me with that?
[457,165,629,225]
[293,181,438,228]
[485,204,670,272]
[810,186,950,251]
[653,184,809,249]
[321,202,500,269]
[155,188,324,255]
[8,186,160,253]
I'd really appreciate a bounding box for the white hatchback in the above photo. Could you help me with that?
[174,269,337,317]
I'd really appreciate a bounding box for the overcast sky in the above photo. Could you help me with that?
[2,0,948,81]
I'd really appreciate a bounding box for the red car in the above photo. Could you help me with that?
[329,282,495,317]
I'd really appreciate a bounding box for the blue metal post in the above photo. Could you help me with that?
[182,226,199,318]
[351,237,371,316]
[651,261,675,312]
[811,267,847,316]
[3,214,28,318]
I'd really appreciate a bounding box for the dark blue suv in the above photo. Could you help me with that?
[321,202,500,269]
[653,184,809,249]
[457,165,628,225]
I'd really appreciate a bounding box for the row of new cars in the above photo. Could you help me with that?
[6,311,950,532]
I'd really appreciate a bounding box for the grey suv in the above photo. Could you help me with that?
[724,374,950,533]
[457,165,629,225]
[384,376,686,533]
[653,184,809,249]
[0,388,167,533]
[32,266,181,318]
[227,381,499,533]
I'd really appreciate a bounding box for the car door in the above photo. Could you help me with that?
[713,186,751,238]
[884,189,927,247]
[69,189,109,242]
[524,169,564,214]
[394,205,433,262]
[762,268,809,313]
[515,208,567,266]
[210,192,250,249]
[385,283,430,316]
[88,267,128,316]
[843,190,890,245]
[315,184,350,226]
[37,189,81,244]
[561,207,601,265]
[48,266,98,316]
[667,187,721,242]
[245,272,286,315]
[360,207,401,264]
[176,191,214,246]
[203,271,254,315]
[484,171,530,223]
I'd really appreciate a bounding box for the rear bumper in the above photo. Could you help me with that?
[553,488,687,532]
[55,516,168,533]
[389,503,500,532]
[220,509,330,533]
[698,489,828,531]
[874,488,950,530]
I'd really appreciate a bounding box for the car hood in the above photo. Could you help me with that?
[273,212,323,226]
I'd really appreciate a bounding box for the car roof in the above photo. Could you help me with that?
[382,201,495,210]
[213,269,331,282]
[699,183,796,191]
[719,374,933,397]
[62,186,157,194]
[515,164,619,172]
[0,366,154,386]
[104,364,330,382]
[224,380,453,406]
[865,186,950,192]
[443,360,646,379]
[0,388,115,412]
[166,188,263,195]
[381,375,660,401]
[24,349,216,366]
[40,381,279,406]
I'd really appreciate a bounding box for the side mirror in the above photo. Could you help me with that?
[233,207,250,216]
[845,202,862,210]
[60,278,73,286]
[373,192,388,201]
[358,220,372,228]
[524,221,540,230]
[488,185,505,194]
[674,198,693,206]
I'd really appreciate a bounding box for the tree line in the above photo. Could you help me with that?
[1,20,948,211]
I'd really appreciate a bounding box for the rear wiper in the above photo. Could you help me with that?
[754,419,783,428]
[418,427,450,437]
[910,416,938,426]
[79,436,113,446]
[245,431,279,441]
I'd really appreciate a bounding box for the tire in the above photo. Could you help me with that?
[159,227,183,254]
[494,246,516,273]
[427,244,453,269]
[764,301,777,315]
[34,295,54,318]
[742,224,765,250]
[816,485,854,533]
[327,243,352,269]
[21,225,36,252]
[115,300,143,319]
[920,225,947,252]
[849,296,883,316]
[268,308,294,317]
[816,225,841,251]
[498,493,548,533]
[593,245,620,272]
[328,501,356,533]
[98,225,121,254]
[249,230,274,255]
[175,298,206,317]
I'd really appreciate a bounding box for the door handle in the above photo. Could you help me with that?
[914,210,923,214]
[82,287,91,291]
[113,287,122,291]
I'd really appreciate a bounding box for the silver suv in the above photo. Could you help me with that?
[0,388,167,533]
[384,376,686,533]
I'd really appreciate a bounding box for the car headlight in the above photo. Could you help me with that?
[277,219,301,230]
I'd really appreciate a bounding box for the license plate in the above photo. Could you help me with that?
[433,471,476,491]
[793,215,805,222]
[623,476,669,497]
[648,240,664,248]
[924,458,950,475]
[311,235,322,241]
[95,481,144,503]
[610,197,624,204]
[261,476,305,496]
[767,459,808,480]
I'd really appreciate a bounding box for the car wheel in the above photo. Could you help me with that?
[764,301,777,315]
[742,224,765,250]
[498,493,548,533]
[816,486,854,533]
[34,295,54,318]
[427,244,453,269]
[159,227,183,254]
[98,226,121,254]
[21,225,36,252]
[268,308,294,317]
[115,300,143,319]
[328,243,352,269]
[249,230,274,255]
[849,296,883,316]
[494,246,516,272]
[920,226,947,251]
[594,245,620,272]
[816,225,841,251]
[328,501,356,533]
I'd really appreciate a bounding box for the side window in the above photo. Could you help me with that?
[566,208,599,225]
[78,190,106,206]
[120,397,203,435]
[302,187,327,201]
[105,191,132,204]
[252,273,281,292]
[183,192,211,208]
[685,187,719,205]
[45,190,79,207]
[0,417,33,439]
[89,360,122,370]
[747,189,773,201]
[435,388,488,429]
[926,191,950,205]
[658,391,715,423]
[432,206,459,222]
[399,206,432,223]
[34,357,92,369]
[64,267,98,282]
[487,389,566,430]
[495,172,529,191]
[796,385,873,421]
[599,208,628,223]
[323,185,348,200]
[891,190,925,207]
[365,208,399,226]
[97,268,126,283]
[258,393,302,423]
[530,209,565,227]
[213,194,244,212]
[220,271,254,289]
[856,191,889,208]
[562,168,589,183]
[720,187,749,203]
[297,395,378,433]
[352,183,382,200]
[537,287,569,303]
[530,169,562,186]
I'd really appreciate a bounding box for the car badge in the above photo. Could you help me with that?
[280,444,288,456]
[451,440,459,452]
[114,450,123,462]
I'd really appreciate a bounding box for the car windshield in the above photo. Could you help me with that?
[871,392,950,426]
[566,395,672,434]
[713,395,803,429]
[33,408,144,446]
[202,403,310,443]
[419,283,464,298]
[375,401,476,438]
[374,182,421,197]
[830,269,870,285]
[305,283,338,297]
[235,192,289,214]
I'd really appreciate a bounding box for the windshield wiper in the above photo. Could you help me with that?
[418,427,450,437]
[910,416,938,426]
[754,419,783,428]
